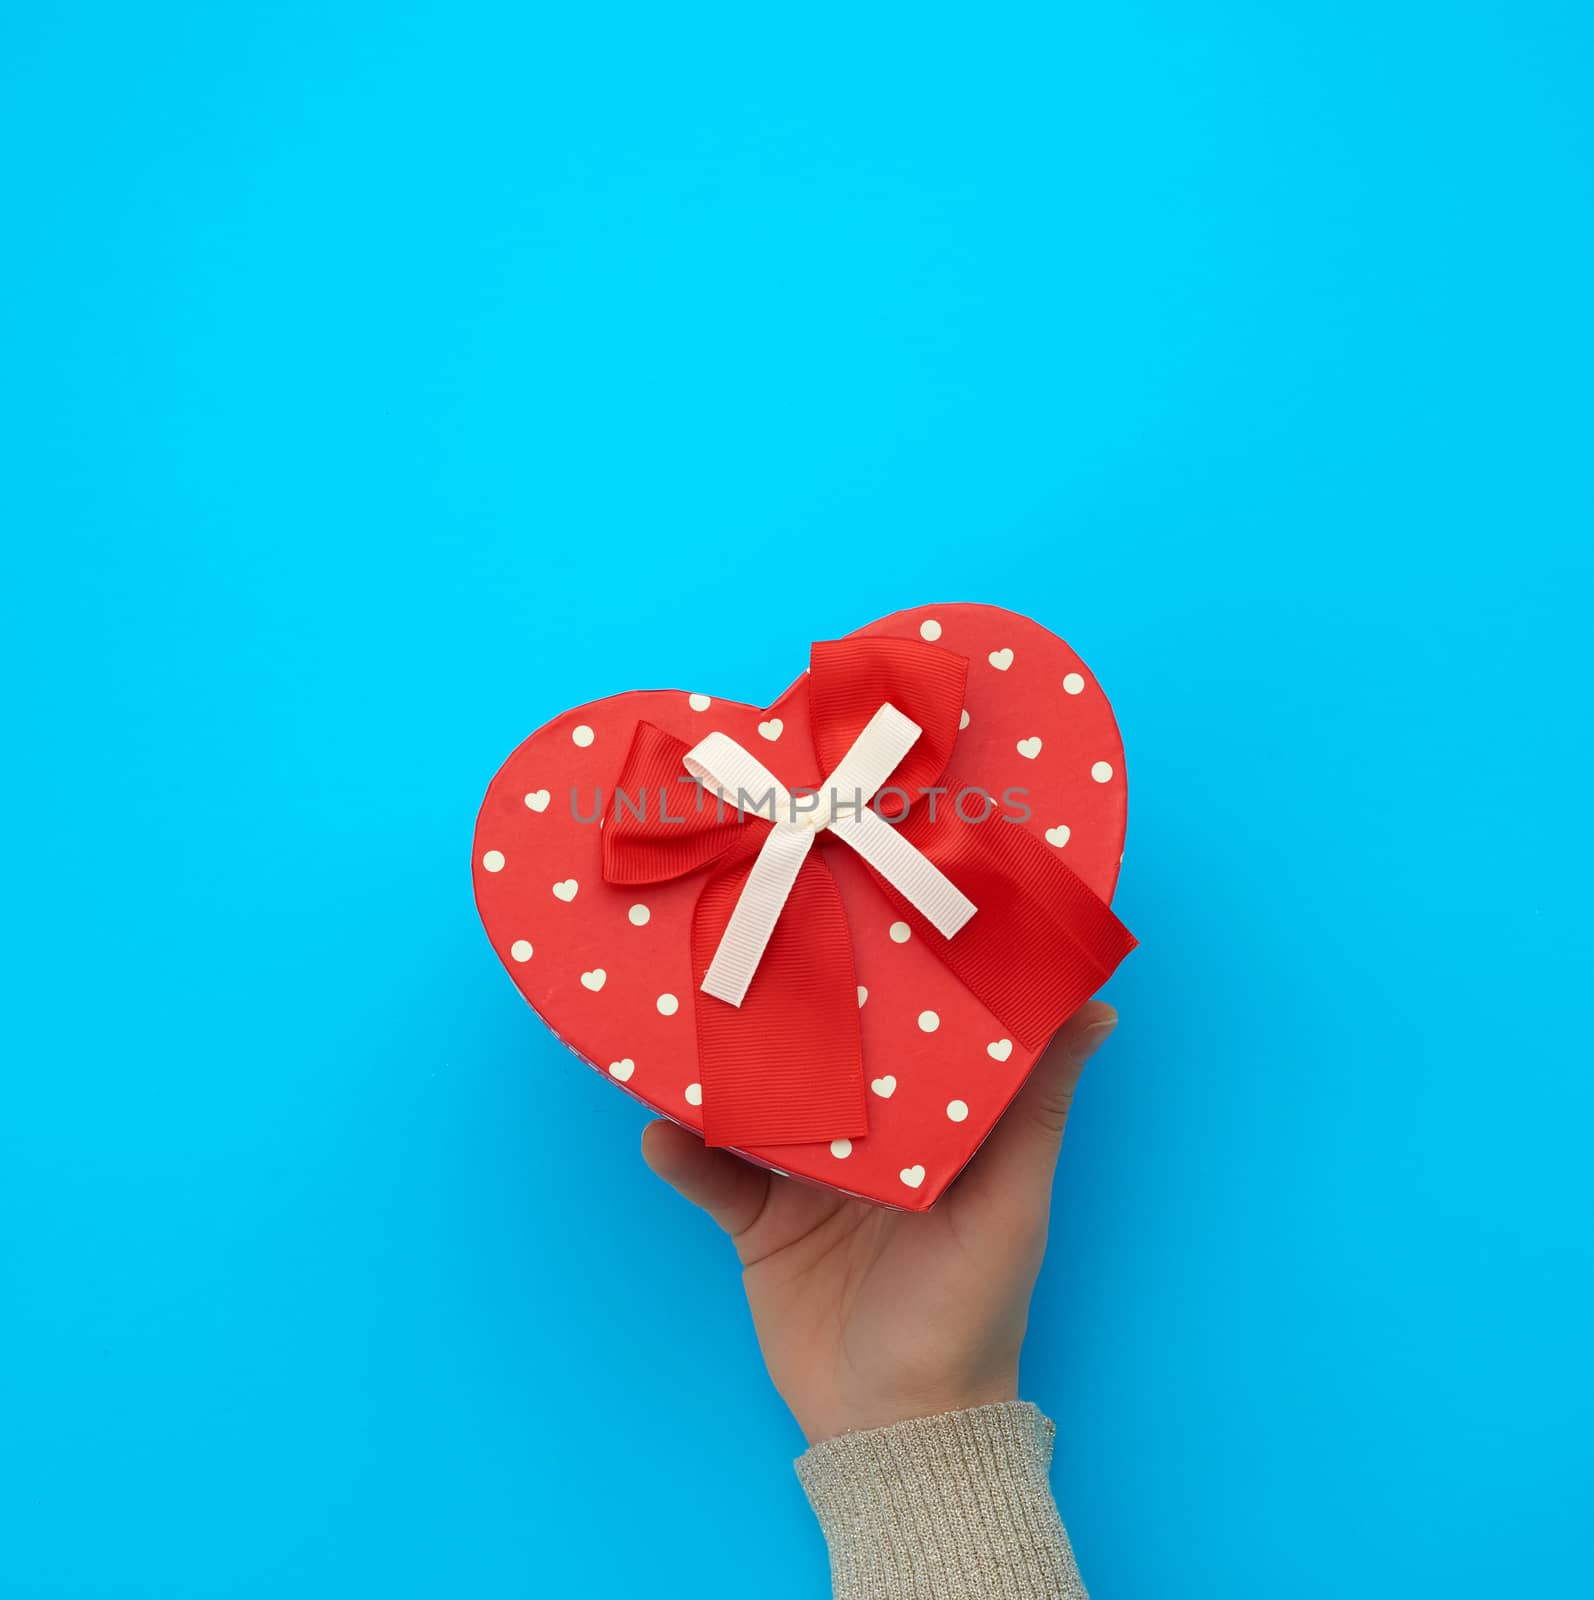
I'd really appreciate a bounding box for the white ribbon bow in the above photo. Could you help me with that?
[684,703,978,1007]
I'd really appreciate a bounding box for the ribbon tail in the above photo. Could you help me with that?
[887,795,1137,1049]
[830,806,976,938]
[700,823,815,1007]
[693,849,869,1149]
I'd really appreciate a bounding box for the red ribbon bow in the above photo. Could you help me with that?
[601,636,1136,1150]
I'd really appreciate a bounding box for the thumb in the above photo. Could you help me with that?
[953,1002,1119,1214]
[1018,1001,1118,1149]
[640,1119,771,1239]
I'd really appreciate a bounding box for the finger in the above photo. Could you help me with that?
[1016,1001,1117,1149]
[641,1119,771,1238]
[953,1002,1118,1215]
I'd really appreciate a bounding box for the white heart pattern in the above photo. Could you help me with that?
[473,603,1131,1214]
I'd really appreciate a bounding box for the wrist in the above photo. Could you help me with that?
[794,1365,1020,1446]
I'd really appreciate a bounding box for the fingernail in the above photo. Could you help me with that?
[1080,1011,1118,1057]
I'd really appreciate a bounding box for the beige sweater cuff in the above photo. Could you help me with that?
[794,1401,1088,1599]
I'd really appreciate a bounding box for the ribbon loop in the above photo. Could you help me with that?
[682,732,792,823]
[813,702,920,829]
[685,702,978,1007]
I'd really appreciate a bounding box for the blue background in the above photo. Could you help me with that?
[4,3,1591,1595]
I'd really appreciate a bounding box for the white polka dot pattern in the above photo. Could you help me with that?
[472,602,1127,1214]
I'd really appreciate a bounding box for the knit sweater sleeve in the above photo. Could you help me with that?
[794,1402,1088,1599]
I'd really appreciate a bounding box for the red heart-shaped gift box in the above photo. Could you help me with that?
[472,602,1130,1210]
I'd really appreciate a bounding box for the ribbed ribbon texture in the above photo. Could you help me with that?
[601,636,1136,1149]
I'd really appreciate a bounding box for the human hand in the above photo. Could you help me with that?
[641,1001,1118,1444]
